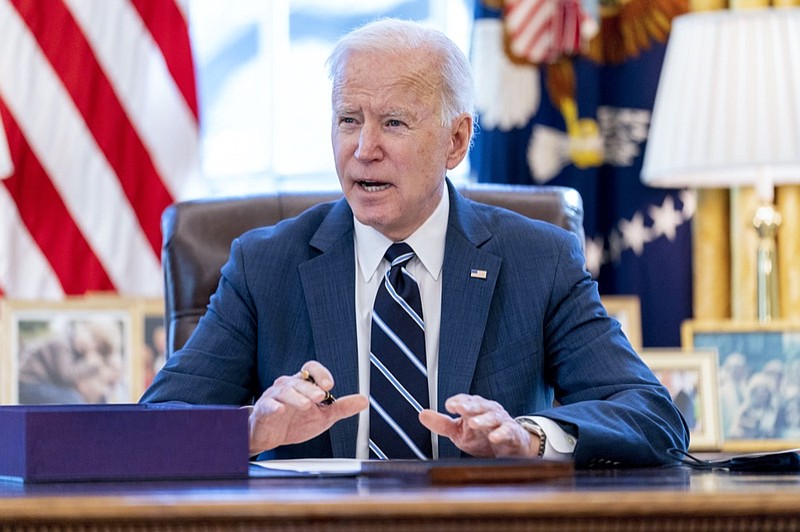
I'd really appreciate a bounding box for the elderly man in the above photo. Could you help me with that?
[142,18,688,467]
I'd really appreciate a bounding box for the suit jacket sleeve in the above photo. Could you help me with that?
[140,236,261,405]
[533,230,690,467]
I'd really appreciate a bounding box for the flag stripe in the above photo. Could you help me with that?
[524,18,553,63]
[0,186,64,300]
[505,0,588,64]
[64,0,200,199]
[0,100,114,295]
[507,0,553,63]
[0,0,162,295]
[0,105,11,178]
[12,0,171,258]
[131,0,199,121]
[506,0,545,40]
[0,0,198,299]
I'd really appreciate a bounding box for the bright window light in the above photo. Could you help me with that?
[186,0,472,198]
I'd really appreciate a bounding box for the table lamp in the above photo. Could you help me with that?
[641,7,800,322]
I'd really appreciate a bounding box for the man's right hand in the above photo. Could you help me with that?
[248,361,368,456]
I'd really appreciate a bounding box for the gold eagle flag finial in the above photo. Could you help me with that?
[587,0,689,65]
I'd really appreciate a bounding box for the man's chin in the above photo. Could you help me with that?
[351,208,407,238]
[351,208,388,230]
[347,188,393,215]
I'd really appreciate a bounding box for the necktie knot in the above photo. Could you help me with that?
[385,242,415,267]
[382,243,421,317]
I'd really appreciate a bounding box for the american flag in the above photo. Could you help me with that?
[0,0,199,299]
[504,0,592,65]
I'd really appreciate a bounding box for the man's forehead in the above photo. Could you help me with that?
[333,75,440,114]
[337,49,440,91]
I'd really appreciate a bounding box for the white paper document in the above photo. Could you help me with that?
[250,458,363,477]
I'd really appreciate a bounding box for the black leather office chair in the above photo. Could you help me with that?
[160,183,584,357]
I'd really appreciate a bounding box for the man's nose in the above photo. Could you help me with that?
[354,123,383,161]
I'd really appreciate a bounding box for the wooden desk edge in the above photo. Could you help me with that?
[1,490,799,523]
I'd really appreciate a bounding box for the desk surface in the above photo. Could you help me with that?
[2,466,799,531]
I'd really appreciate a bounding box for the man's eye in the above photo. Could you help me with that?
[340,117,355,124]
[387,119,403,127]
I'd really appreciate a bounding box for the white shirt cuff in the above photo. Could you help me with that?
[517,415,577,461]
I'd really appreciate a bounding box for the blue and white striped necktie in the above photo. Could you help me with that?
[369,242,432,460]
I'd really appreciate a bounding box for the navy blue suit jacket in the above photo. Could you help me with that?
[142,182,689,467]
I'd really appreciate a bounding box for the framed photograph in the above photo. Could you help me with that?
[640,349,721,451]
[601,295,643,351]
[132,298,166,398]
[682,320,800,452]
[0,297,137,405]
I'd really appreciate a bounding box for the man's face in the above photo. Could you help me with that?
[331,48,471,241]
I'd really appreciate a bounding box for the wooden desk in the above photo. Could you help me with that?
[1,467,799,531]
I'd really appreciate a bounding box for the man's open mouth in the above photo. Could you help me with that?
[358,181,391,192]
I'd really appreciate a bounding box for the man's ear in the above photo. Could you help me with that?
[446,113,473,170]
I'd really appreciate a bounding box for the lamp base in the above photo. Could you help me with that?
[753,203,782,322]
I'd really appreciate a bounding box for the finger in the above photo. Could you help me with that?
[253,394,285,417]
[487,421,522,446]
[299,361,334,390]
[443,394,476,416]
[466,411,503,432]
[419,409,460,439]
[444,394,495,417]
[266,374,322,405]
[269,383,320,410]
[283,369,331,404]
[326,394,369,420]
[293,377,331,404]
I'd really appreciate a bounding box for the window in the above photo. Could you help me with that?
[187,0,473,198]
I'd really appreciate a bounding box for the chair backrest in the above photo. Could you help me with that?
[161,183,584,357]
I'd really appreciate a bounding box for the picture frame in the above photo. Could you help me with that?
[132,298,166,399]
[601,295,643,351]
[0,297,138,405]
[639,349,721,451]
[682,319,800,452]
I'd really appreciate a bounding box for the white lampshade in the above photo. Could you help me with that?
[641,8,800,199]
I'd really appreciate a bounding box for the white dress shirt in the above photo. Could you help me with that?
[351,186,575,460]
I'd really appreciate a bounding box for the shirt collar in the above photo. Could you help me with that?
[354,186,449,283]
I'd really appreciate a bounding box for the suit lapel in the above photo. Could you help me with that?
[298,199,360,458]
[437,186,501,458]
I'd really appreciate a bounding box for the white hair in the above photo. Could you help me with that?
[326,18,475,131]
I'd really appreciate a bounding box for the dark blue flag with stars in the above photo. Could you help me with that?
[470,0,692,347]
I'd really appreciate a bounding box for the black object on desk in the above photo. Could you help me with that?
[670,448,800,473]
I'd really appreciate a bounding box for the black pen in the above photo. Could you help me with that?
[301,369,336,405]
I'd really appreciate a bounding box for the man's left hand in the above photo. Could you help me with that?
[419,393,540,458]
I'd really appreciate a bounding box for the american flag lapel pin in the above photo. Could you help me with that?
[470,268,487,280]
